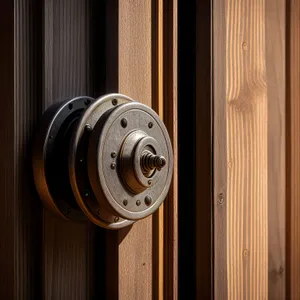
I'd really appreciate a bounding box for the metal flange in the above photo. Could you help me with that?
[32,96,94,220]
[33,93,173,230]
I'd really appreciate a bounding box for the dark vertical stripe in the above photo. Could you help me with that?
[178,1,197,298]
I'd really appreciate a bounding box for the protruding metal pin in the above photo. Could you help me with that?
[141,151,167,173]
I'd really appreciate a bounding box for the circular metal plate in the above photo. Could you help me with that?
[69,93,135,229]
[88,102,173,221]
[32,96,94,220]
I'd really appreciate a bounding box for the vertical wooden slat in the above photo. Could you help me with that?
[0,1,43,298]
[266,0,286,298]
[43,1,94,298]
[0,3,15,298]
[213,0,228,298]
[152,0,164,299]
[163,0,178,299]
[105,1,178,299]
[287,0,300,298]
[214,0,272,299]
[226,0,268,298]
[114,1,153,299]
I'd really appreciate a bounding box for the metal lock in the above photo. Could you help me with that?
[32,94,173,229]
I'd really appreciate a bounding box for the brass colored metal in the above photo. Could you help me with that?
[33,93,173,229]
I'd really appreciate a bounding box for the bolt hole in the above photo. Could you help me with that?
[84,99,91,106]
[68,103,73,110]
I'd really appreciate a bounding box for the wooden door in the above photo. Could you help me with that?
[0,1,177,299]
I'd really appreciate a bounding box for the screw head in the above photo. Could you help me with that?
[111,151,117,158]
[111,162,116,170]
[144,196,152,206]
[79,158,84,163]
[136,200,141,206]
[121,118,128,128]
[85,124,92,131]
[84,190,90,197]
[148,122,153,128]
[123,199,128,206]
[112,99,118,106]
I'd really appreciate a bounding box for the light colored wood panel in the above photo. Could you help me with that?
[214,0,270,298]
[213,0,228,298]
[266,0,286,298]
[117,1,153,299]
[152,0,164,299]
[226,0,268,299]
[287,0,300,298]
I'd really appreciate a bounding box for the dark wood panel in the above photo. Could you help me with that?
[43,0,95,298]
[0,1,43,298]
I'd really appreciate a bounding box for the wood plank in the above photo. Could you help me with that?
[226,0,268,298]
[214,0,270,298]
[213,0,228,298]
[105,1,178,299]
[152,0,164,299]
[112,1,153,299]
[43,0,94,298]
[0,1,43,298]
[266,0,286,298]
[287,0,300,298]
[163,0,178,298]
[0,3,15,297]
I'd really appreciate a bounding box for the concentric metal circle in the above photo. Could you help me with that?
[88,102,173,221]
[69,93,135,229]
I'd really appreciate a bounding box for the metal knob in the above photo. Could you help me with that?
[32,93,173,229]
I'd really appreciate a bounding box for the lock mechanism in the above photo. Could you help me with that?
[33,94,173,229]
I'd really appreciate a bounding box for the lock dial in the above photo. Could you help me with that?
[33,94,173,229]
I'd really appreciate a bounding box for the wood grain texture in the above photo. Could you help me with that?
[226,1,268,299]
[43,0,93,298]
[287,0,300,298]
[213,0,228,298]
[163,0,178,298]
[266,0,285,298]
[214,0,273,299]
[118,1,153,299]
[0,1,43,298]
[152,0,164,299]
